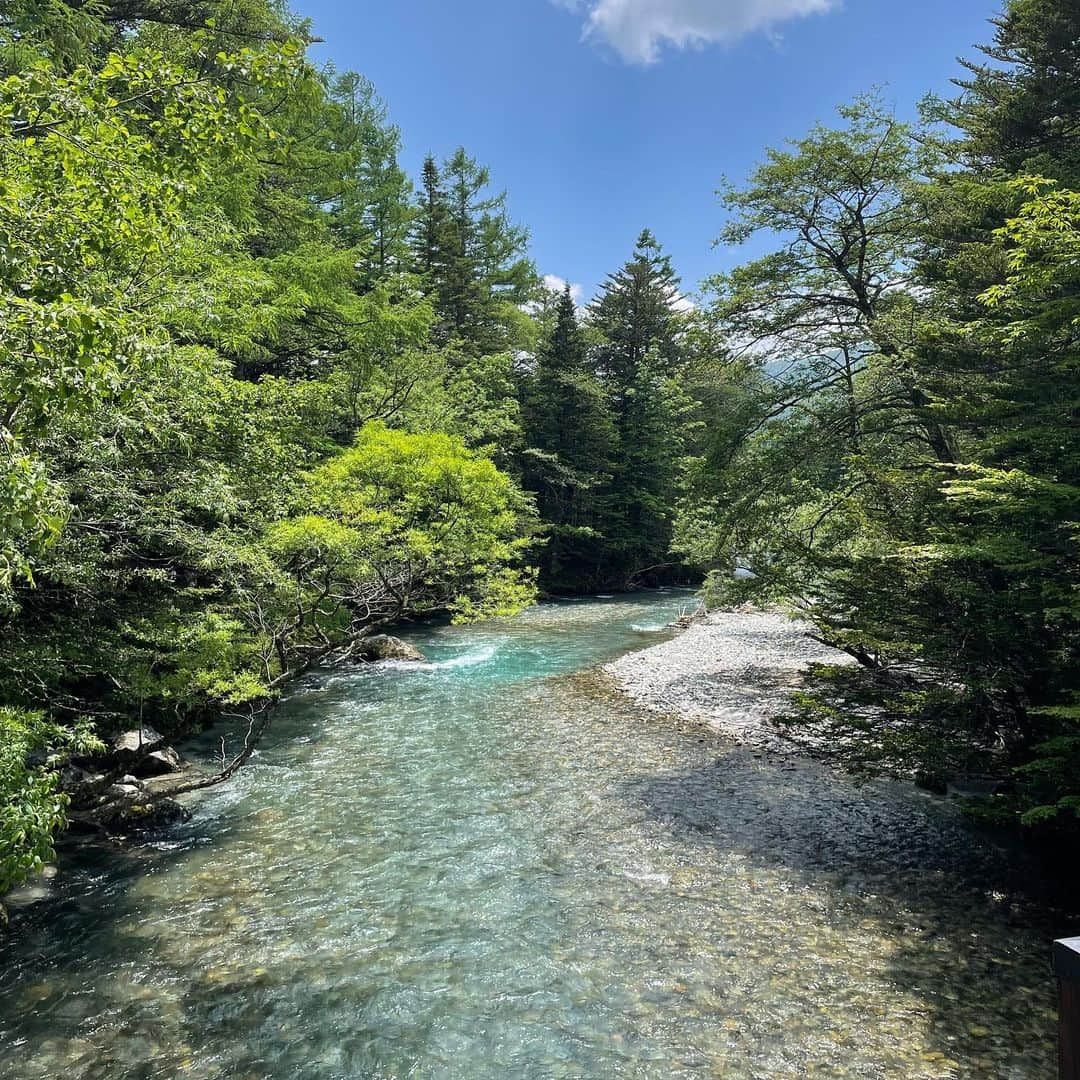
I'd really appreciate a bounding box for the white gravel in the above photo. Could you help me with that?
[605,610,854,749]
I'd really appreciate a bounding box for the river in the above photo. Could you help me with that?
[0,593,1059,1077]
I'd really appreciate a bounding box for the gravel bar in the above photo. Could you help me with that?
[605,610,854,749]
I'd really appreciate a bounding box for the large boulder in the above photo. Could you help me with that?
[94,779,191,832]
[358,634,426,663]
[59,764,109,804]
[96,797,191,832]
[111,726,166,762]
[129,746,184,779]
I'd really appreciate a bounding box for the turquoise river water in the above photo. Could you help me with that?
[0,594,1062,1077]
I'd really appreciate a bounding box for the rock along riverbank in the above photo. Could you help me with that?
[604,608,853,750]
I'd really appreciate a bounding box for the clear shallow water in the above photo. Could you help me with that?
[0,594,1060,1078]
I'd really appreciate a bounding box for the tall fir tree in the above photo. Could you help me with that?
[413,155,450,288]
[521,285,616,591]
[944,0,1080,180]
[590,230,691,583]
[406,149,538,457]
[329,73,413,287]
[410,148,536,353]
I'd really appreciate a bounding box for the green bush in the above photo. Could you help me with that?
[0,708,99,896]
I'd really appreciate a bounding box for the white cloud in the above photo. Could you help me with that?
[672,292,696,313]
[543,273,585,305]
[554,0,838,64]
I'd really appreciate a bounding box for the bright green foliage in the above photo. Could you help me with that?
[269,422,537,629]
[0,30,295,595]
[0,708,102,896]
[983,176,1080,320]
[0,710,65,898]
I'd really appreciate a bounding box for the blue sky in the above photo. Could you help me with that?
[297,0,1001,303]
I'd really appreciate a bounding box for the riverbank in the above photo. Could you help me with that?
[605,608,852,750]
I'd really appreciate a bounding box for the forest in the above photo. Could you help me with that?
[0,0,1077,900]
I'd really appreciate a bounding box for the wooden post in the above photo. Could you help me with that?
[1054,938,1080,1080]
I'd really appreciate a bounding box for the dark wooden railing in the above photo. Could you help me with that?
[1055,938,1080,1079]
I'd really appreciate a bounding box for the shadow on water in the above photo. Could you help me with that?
[614,733,1064,1076]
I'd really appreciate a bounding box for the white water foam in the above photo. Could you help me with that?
[389,643,500,672]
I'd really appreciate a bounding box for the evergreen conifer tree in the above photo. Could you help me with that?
[521,285,615,590]
[589,231,690,583]
[410,148,536,353]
